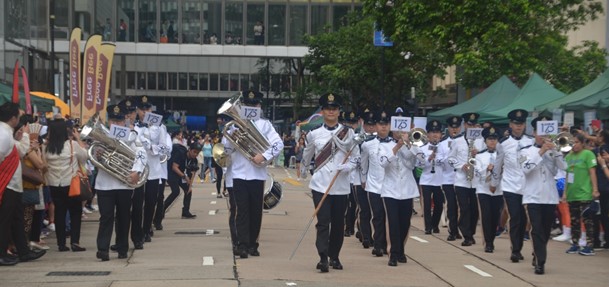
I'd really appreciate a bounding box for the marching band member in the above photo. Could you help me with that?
[418,120,444,234]
[520,116,566,274]
[361,111,390,257]
[224,90,283,259]
[95,105,147,261]
[379,125,420,266]
[438,116,462,241]
[492,109,534,263]
[448,113,480,246]
[355,110,376,248]
[474,127,503,253]
[300,93,357,272]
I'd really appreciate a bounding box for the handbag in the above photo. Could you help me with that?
[68,141,93,201]
[22,188,40,205]
[22,164,44,185]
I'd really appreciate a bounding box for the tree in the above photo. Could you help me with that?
[363,0,606,90]
[304,13,444,113]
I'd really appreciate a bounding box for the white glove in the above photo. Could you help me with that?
[336,163,352,172]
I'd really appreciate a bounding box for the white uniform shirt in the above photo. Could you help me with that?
[224,118,283,181]
[378,141,420,200]
[474,150,502,196]
[361,137,384,194]
[437,136,457,185]
[447,135,476,189]
[521,144,566,204]
[493,134,535,194]
[0,122,28,193]
[301,124,357,195]
[417,142,443,186]
[95,141,148,191]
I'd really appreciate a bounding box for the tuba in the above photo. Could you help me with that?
[217,94,273,167]
[408,128,428,147]
[553,132,574,153]
[80,117,149,188]
[212,142,230,168]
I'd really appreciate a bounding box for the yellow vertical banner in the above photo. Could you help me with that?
[69,28,82,121]
[81,34,102,124]
[95,43,116,121]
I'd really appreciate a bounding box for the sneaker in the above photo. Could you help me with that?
[550,228,562,236]
[566,245,580,254]
[552,233,571,242]
[47,223,56,232]
[43,219,49,226]
[579,246,596,256]
[83,207,93,214]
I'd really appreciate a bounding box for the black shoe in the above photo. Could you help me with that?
[510,252,522,263]
[433,227,440,234]
[355,231,362,241]
[233,246,240,256]
[316,261,329,273]
[71,244,86,252]
[239,249,249,259]
[58,245,70,252]
[534,265,544,275]
[110,245,118,252]
[249,249,260,257]
[154,223,163,230]
[118,253,128,259]
[362,240,371,249]
[96,251,110,261]
[344,230,354,237]
[471,238,476,245]
[134,242,144,250]
[532,255,537,267]
[424,230,432,235]
[447,235,456,241]
[19,249,46,262]
[485,246,494,253]
[149,230,154,237]
[456,234,463,240]
[181,213,197,219]
[461,240,472,247]
[388,258,398,266]
[330,259,343,270]
[398,254,407,263]
[372,248,383,257]
[144,233,152,243]
[0,256,18,266]
[603,242,609,249]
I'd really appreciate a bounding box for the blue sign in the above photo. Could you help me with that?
[373,23,393,47]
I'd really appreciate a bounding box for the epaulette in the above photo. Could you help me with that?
[519,145,532,150]
[499,135,510,143]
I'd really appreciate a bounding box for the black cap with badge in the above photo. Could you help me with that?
[119,98,136,112]
[531,115,551,131]
[345,111,358,123]
[426,120,442,132]
[107,104,125,120]
[136,95,153,109]
[363,109,376,125]
[319,93,342,108]
[482,127,500,139]
[508,109,528,124]
[376,110,390,124]
[243,90,263,105]
[446,116,462,128]
[462,112,480,125]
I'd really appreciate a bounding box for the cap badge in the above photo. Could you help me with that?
[516,110,522,117]
[125,100,131,107]
[364,108,370,113]
[248,91,255,99]
[490,128,495,134]
[113,106,120,113]
[470,114,475,120]
[142,96,148,103]
[381,112,387,118]
[328,94,335,102]
[433,121,438,127]
[350,112,355,118]
[453,117,458,123]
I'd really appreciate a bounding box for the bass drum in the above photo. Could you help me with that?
[263,175,283,210]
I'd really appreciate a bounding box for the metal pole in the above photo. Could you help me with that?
[381,47,385,108]
[266,58,271,118]
[50,0,56,95]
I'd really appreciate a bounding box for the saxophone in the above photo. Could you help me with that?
[466,139,476,181]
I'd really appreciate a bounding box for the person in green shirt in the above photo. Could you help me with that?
[562,133,599,256]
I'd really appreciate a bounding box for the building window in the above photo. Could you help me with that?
[311,4,329,35]
[183,0,202,44]
[268,5,286,46]
[220,74,229,91]
[203,1,222,44]
[333,5,351,31]
[246,3,265,45]
[160,0,178,43]
[199,74,209,90]
[210,74,219,91]
[289,5,307,46]
[225,1,244,44]
[168,73,178,90]
[139,0,157,43]
[189,73,199,90]
[158,72,167,90]
[127,72,136,89]
[117,0,135,42]
[95,1,114,41]
[137,72,146,89]
[229,74,239,91]
[240,74,249,91]
[147,72,157,90]
[115,71,121,89]
[179,73,188,90]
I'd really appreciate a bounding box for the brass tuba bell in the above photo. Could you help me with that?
[553,132,574,153]
[408,128,429,147]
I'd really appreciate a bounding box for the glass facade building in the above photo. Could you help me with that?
[0,0,360,117]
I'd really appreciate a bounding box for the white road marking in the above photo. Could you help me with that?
[409,236,429,243]
[211,192,216,195]
[464,265,492,277]
[283,167,293,179]
[208,210,217,215]
[202,256,214,266]
[210,201,217,205]
[286,283,297,286]
[206,229,214,235]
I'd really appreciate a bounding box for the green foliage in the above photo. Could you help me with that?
[363,0,606,90]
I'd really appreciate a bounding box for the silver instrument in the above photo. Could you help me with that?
[212,143,231,168]
[553,132,574,153]
[217,94,272,167]
[408,128,428,147]
[80,116,149,188]
[263,174,283,210]
[466,139,476,181]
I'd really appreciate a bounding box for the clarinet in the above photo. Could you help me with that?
[430,144,437,173]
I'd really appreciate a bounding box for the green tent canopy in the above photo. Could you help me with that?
[536,68,609,112]
[428,76,520,120]
[562,88,609,111]
[479,73,566,124]
[165,119,182,133]
[0,82,55,112]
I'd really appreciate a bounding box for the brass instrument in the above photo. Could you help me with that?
[553,132,574,153]
[217,94,273,167]
[80,117,149,188]
[212,143,230,168]
[466,139,476,182]
[408,128,428,147]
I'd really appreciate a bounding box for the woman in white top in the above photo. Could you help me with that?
[43,119,87,252]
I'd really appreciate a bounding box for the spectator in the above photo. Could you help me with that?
[225,32,234,45]
[118,19,127,41]
[167,20,176,43]
[42,119,88,252]
[254,21,264,45]
[103,18,112,41]
[202,135,215,182]
[295,137,305,179]
[210,33,218,45]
